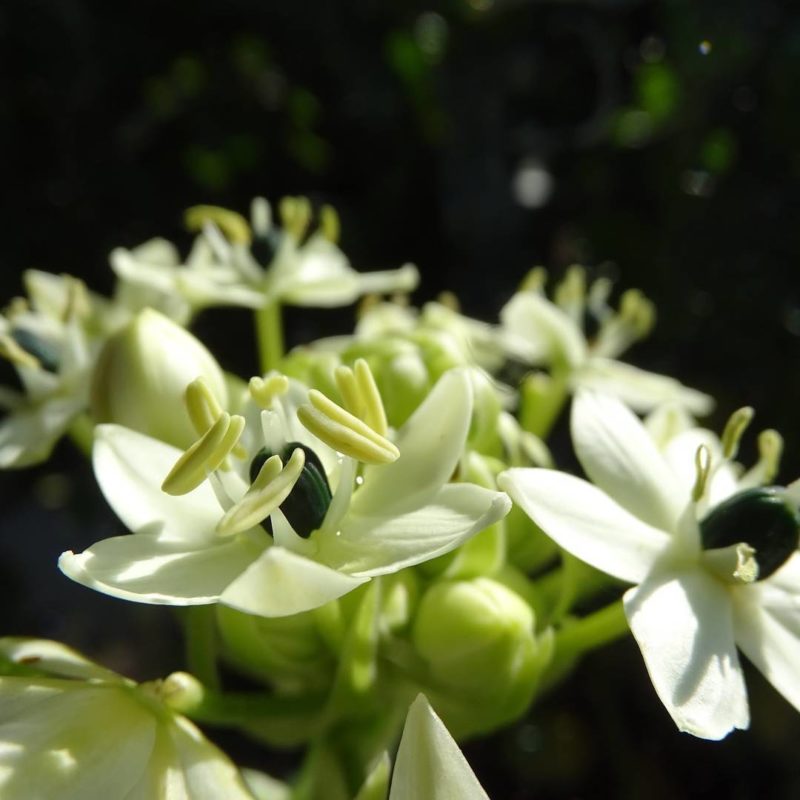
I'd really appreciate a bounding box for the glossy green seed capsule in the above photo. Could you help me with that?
[249,442,332,538]
[700,487,800,580]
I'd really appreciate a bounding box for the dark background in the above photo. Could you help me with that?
[2,0,800,796]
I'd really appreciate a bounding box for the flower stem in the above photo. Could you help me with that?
[539,598,629,693]
[255,299,284,374]
[67,413,94,459]
[184,606,220,691]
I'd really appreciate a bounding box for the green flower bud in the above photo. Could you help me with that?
[90,308,227,448]
[411,578,552,736]
[216,604,337,693]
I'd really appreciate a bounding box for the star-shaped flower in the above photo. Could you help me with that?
[111,197,419,316]
[0,272,97,467]
[499,390,800,739]
[60,367,510,618]
[499,267,713,415]
[0,637,255,799]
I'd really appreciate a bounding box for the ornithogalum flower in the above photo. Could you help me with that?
[0,637,254,799]
[111,197,419,314]
[0,272,96,467]
[500,266,713,414]
[499,391,800,739]
[60,366,510,618]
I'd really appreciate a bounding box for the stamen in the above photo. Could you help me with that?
[587,276,613,322]
[354,358,388,436]
[721,406,754,459]
[216,447,305,535]
[739,429,783,489]
[185,377,224,436]
[334,365,362,417]
[0,334,40,370]
[519,266,547,293]
[297,389,399,464]
[554,265,586,325]
[62,277,90,324]
[592,288,656,358]
[692,444,712,502]
[250,197,272,238]
[437,291,460,312]
[319,204,339,243]
[162,413,246,495]
[279,196,312,241]
[249,374,290,409]
[184,205,252,245]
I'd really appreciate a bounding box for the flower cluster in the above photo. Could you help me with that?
[1,194,798,797]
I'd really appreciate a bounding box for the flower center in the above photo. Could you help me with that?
[249,442,332,538]
[699,487,800,581]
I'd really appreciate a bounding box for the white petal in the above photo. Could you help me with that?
[499,291,587,367]
[220,548,369,617]
[59,527,262,605]
[577,357,714,416]
[0,681,156,800]
[166,716,255,799]
[389,694,489,800]
[624,569,749,739]
[93,425,222,542]
[0,638,120,682]
[732,554,800,714]
[571,391,686,531]
[499,468,667,583]
[0,396,82,468]
[352,369,472,517]
[321,484,511,577]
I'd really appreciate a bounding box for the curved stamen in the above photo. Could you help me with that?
[162,413,246,495]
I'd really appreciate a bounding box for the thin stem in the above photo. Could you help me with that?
[255,299,284,374]
[67,413,94,459]
[184,606,220,691]
[553,598,628,660]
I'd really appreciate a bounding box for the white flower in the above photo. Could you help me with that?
[111,197,419,314]
[60,368,510,618]
[499,267,713,415]
[385,694,489,800]
[499,391,800,739]
[0,272,96,467]
[0,637,254,799]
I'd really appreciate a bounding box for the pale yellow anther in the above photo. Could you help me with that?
[320,204,340,243]
[62,276,90,324]
[757,429,783,483]
[334,365,362,418]
[185,378,225,437]
[162,413,246,496]
[437,291,460,312]
[185,205,252,245]
[298,389,399,465]
[0,334,40,370]
[250,197,272,238]
[5,297,29,319]
[587,276,613,320]
[555,265,586,310]
[692,444,712,502]
[356,294,381,319]
[520,266,547,293]
[279,196,312,241]
[216,448,305,536]
[619,289,656,338]
[721,406,754,459]
[249,374,290,409]
[354,358,388,436]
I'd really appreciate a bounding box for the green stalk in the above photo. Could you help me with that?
[67,413,94,459]
[255,299,284,374]
[184,606,220,691]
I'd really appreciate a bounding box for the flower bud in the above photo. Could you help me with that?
[411,577,552,736]
[216,604,337,693]
[90,308,227,449]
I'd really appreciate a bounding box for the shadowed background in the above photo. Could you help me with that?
[2,0,800,796]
